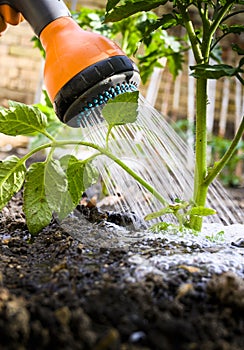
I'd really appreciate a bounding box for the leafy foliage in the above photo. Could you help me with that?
[0,101,48,136]
[104,0,166,22]
[73,6,185,83]
[0,101,102,234]
[23,161,68,234]
[0,156,26,210]
[191,63,244,80]
[104,0,244,81]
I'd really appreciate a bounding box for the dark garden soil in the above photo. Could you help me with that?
[0,187,244,350]
[0,140,244,350]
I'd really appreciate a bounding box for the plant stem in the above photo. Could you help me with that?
[178,4,203,63]
[20,142,53,165]
[204,1,235,60]
[204,116,244,186]
[106,124,113,148]
[179,4,210,230]
[57,140,169,207]
[190,77,208,231]
[22,139,169,209]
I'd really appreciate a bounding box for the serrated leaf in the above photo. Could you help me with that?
[0,155,26,210]
[83,162,99,189]
[137,14,178,37]
[60,155,86,205]
[44,160,70,218]
[0,101,48,136]
[23,162,53,234]
[102,91,139,126]
[105,0,165,23]
[190,64,243,79]
[23,160,72,234]
[187,206,216,217]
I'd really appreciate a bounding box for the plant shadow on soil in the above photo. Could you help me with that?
[0,184,244,349]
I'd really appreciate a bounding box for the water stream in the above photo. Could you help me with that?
[60,96,244,280]
[81,94,243,226]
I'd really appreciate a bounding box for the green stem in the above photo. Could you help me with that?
[204,116,244,186]
[41,130,56,142]
[221,10,244,23]
[22,139,168,208]
[205,1,235,59]
[209,1,235,35]
[178,4,203,63]
[19,142,53,165]
[121,28,129,52]
[106,124,113,148]
[190,77,208,231]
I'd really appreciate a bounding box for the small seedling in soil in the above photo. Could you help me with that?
[205,230,225,242]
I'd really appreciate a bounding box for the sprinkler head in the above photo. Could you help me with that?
[40,17,140,127]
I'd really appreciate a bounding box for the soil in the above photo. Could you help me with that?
[0,185,244,350]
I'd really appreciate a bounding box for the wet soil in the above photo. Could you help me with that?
[0,188,244,350]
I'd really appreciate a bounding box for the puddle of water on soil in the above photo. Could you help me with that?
[61,211,244,280]
[81,95,243,226]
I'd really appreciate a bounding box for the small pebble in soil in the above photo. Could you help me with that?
[231,238,244,248]
[129,331,146,343]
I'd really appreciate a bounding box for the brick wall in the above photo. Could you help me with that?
[0,21,42,107]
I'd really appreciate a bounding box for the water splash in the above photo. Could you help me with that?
[81,94,243,226]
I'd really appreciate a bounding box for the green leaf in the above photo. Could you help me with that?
[83,162,99,189]
[238,57,244,68]
[137,14,179,37]
[0,101,48,136]
[149,221,172,232]
[44,160,71,217]
[102,91,139,126]
[167,52,184,79]
[0,155,26,210]
[23,162,52,234]
[190,64,243,79]
[60,155,86,205]
[106,0,121,12]
[105,0,165,23]
[187,206,216,217]
[144,206,174,221]
[23,160,72,234]
[220,24,244,35]
[154,14,179,31]
[232,43,244,55]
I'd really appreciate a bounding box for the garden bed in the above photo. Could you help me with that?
[0,186,244,350]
